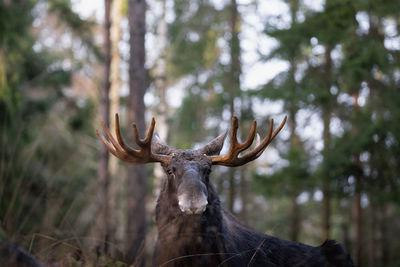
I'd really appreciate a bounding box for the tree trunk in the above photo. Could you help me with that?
[352,92,363,267]
[229,0,241,90]
[287,95,299,242]
[341,222,351,255]
[289,189,299,242]
[353,179,362,266]
[109,0,123,165]
[153,0,168,200]
[287,0,301,242]
[321,179,330,241]
[239,168,248,223]
[226,0,241,214]
[126,0,147,265]
[154,0,168,141]
[109,0,124,251]
[321,45,332,242]
[288,106,300,242]
[96,0,112,255]
[321,106,331,241]
[368,201,376,267]
[379,204,389,266]
[228,169,235,213]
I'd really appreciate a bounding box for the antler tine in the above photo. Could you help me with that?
[238,118,275,163]
[96,128,117,155]
[271,115,287,139]
[131,123,142,146]
[97,120,136,160]
[144,117,156,144]
[226,117,257,158]
[240,116,287,163]
[102,119,124,151]
[226,116,239,157]
[114,113,139,155]
[98,113,169,164]
[210,116,287,167]
[238,120,257,151]
[131,117,155,146]
[256,116,286,156]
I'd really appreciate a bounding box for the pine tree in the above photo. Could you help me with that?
[0,0,100,260]
[126,0,147,265]
[256,0,311,242]
[96,0,112,255]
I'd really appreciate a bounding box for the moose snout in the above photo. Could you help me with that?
[177,169,209,215]
[178,194,208,214]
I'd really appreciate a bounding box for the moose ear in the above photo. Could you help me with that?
[152,133,173,155]
[198,131,227,156]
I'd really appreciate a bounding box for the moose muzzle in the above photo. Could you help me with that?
[177,169,208,215]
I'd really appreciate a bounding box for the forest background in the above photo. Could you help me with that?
[0,0,399,266]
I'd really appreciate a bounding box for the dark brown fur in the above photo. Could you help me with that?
[152,150,354,267]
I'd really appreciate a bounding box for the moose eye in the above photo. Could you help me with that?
[167,169,173,176]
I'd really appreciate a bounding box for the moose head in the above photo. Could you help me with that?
[97,114,286,216]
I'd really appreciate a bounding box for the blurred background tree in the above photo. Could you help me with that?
[0,0,101,263]
[0,0,399,266]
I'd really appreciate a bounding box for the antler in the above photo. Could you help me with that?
[210,116,287,167]
[96,114,170,164]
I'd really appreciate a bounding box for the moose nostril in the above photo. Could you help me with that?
[178,196,208,215]
[189,206,197,214]
[198,201,208,212]
[178,201,186,212]
[189,203,207,214]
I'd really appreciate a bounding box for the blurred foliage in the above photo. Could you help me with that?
[254,144,311,197]
[252,0,400,264]
[0,0,101,264]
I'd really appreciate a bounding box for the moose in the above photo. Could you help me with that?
[98,114,354,267]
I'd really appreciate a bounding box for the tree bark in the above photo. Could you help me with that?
[341,222,351,255]
[289,187,299,242]
[226,0,241,214]
[287,0,300,242]
[239,168,248,223]
[108,0,124,252]
[288,105,299,242]
[353,178,362,266]
[109,0,123,163]
[228,170,235,213]
[368,201,376,267]
[321,45,332,242]
[96,0,112,255]
[153,0,168,200]
[154,0,168,141]
[379,204,389,266]
[126,0,147,265]
[229,0,241,90]
[109,0,123,169]
[352,92,363,267]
